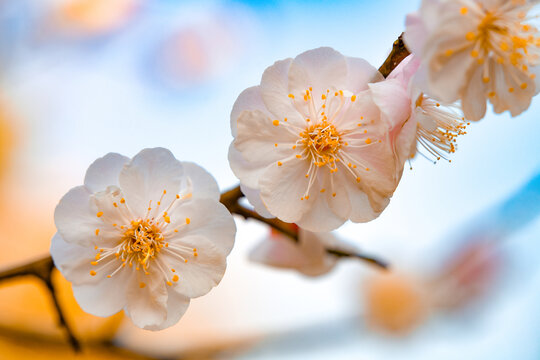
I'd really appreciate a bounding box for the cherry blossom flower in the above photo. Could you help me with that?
[50,148,236,330]
[405,0,540,120]
[388,55,469,162]
[249,226,352,277]
[229,47,416,232]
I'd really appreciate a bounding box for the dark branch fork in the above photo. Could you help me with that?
[0,33,410,352]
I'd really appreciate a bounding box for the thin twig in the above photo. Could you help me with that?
[220,186,389,269]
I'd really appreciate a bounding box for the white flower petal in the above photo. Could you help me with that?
[296,190,346,232]
[50,232,96,285]
[260,58,304,124]
[345,56,384,93]
[288,47,348,98]
[297,231,339,277]
[230,86,271,137]
[228,144,269,189]
[332,168,381,223]
[167,198,236,256]
[234,110,297,164]
[259,156,312,223]
[144,290,191,331]
[240,184,274,218]
[52,232,133,317]
[404,12,428,56]
[119,148,184,216]
[91,186,133,233]
[72,269,131,317]
[54,186,102,246]
[164,236,227,298]
[323,173,352,222]
[462,65,488,121]
[84,153,129,193]
[181,161,220,201]
[125,270,168,329]
[490,62,535,117]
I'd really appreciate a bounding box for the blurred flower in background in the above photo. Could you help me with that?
[145,4,257,92]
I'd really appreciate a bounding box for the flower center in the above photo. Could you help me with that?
[118,219,165,270]
[89,189,198,286]
[443,2,539,91]
[275,88,382,200]
[414,93,468,162]
[300,120,342,168]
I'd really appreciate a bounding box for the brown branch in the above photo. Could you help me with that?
[0,256,81,352]
[0,34,408,351]
[378,33,410,78]
[220,186,389,269]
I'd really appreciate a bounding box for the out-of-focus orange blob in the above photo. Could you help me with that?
[56,0,138,36]
[364,272,428,334]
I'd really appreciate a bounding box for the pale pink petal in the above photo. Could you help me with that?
[461,64,488,121]
[369,79,411,130]
[387,55,421,91]
[404,12,428,55]
[345,56,384,93]
[84,153,129,193]
[119,148,184,216]
[369,79,414,173]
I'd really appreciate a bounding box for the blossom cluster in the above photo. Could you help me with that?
[50,0,540,331]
